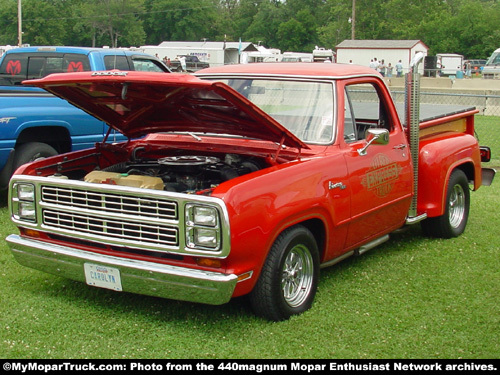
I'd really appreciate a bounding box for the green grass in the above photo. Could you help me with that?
[475,115,500,166]
[1,170,499,359]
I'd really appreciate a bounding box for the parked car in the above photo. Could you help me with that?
[482,48,500,79]
[464,59,487,74]
[0,46,170,189]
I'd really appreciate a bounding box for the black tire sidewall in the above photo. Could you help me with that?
[444,169,470,237]
[250,225,320,321]
[13,142,58,171]
[422,169,470,238]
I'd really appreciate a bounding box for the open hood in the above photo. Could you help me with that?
[25,71,308,150]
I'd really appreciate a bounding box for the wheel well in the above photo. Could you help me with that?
[299,219,326,260]
[16,126,71,154]
[455,162,475,185]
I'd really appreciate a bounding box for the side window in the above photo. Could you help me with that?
[104,55,130,70]
[344,83,392,142]
[132,58,169,72]
[0,54,29,85]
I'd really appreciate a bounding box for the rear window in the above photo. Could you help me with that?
[0,53,91,86]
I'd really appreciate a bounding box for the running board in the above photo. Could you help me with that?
[355,234,390,256]
[320,234,390,269]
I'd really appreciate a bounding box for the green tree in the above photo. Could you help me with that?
[0,0,18,46]
[277,9,319,52]
[242,0,285,47]
[143,0,219,44]
[70,0,146,48]
[16,0,73,46]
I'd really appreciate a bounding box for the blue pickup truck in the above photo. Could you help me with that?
[0,46,170,189]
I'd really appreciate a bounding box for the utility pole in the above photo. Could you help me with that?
[351,0,356,40]
[18,0,22,46]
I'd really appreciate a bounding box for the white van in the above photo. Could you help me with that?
[482,48,500,79]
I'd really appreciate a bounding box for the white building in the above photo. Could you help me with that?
[335,40,429,75]
[136,41,259,67]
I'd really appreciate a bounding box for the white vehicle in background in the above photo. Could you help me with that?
[436,53,464,76]
[313,47,335,62]
[282,52,313,62]
[0,45,15,57]
[482,48,500,79]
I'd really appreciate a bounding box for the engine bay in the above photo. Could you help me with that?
[84,153,264,194]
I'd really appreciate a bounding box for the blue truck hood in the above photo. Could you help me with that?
[24,71,308,150]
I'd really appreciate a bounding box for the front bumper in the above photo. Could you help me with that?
[6,234,238,305]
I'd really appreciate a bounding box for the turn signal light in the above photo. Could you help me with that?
[21,228,42,238]
[196,258,222,268]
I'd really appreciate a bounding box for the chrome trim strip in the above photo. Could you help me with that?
[7,234,237,305]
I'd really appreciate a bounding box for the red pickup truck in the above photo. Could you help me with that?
[6,59,495,321]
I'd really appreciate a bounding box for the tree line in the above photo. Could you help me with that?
[0,0,499,59]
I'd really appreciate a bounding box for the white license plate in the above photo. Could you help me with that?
[84,263,122,292]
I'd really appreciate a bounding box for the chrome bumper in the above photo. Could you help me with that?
[6,235,238,305]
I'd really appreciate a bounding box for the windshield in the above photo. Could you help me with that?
[486,51,500,66]
[215,78,335,144]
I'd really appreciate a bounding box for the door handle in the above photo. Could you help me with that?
[393,144,407,150]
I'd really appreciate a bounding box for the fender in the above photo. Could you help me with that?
[417,132,481,218]
[212,153,350,297]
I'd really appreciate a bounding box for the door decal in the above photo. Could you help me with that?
[362,153,401,197]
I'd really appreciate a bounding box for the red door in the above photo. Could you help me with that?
[340,80,413,249]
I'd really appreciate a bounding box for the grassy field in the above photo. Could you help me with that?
[0,141,499,359]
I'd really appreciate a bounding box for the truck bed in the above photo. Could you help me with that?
[395,103,477,126]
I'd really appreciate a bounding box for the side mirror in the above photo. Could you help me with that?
[357,128,389,156]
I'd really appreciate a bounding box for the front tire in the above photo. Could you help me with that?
[422,169,470,238]
[13,142,58,171]
[249,225,319,321]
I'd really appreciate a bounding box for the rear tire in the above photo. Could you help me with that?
[249,225,319,321]
[421,169,470,238]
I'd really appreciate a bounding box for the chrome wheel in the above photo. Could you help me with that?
[281,244,315,308]
[449,183,466,229]
[421,169,470,238]
[249,225,319,321]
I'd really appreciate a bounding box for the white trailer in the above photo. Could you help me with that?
[134,41,258,67]
[436,53,464,76]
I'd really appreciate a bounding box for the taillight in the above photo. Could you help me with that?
[480,146,492,162]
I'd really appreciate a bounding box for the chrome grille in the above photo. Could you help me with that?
[41,186,177,220]
[43,209,178,246]
[40,185,179,249]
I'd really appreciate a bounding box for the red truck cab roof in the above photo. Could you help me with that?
[196,62,378,78]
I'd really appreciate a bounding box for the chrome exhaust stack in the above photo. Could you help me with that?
[405,52,426,221]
